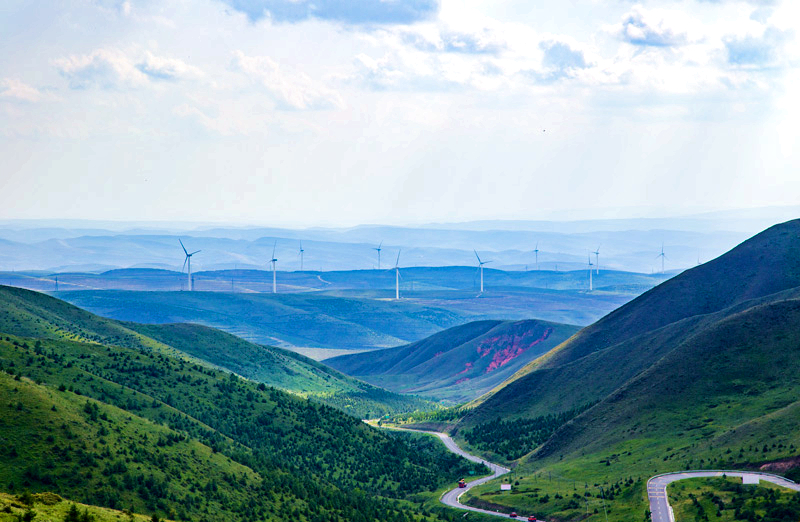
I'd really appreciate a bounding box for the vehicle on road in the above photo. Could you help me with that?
[458,479,467,488]
[527,516,537,521]
[509,512,517,518]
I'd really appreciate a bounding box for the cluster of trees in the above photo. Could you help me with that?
[0,329,478,522]
[462,403,595,460]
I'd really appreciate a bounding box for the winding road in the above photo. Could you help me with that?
[647,471,800,522]
[381,425,800,521]
[385,427,515,518]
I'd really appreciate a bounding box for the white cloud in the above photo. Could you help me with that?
[0,79,44,102]
[230,50,344,110]
[54,48,203,89]
[137,51,205,81]
[610,6,703,47]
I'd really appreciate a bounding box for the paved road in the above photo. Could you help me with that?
[647,470,800,522]
[383,426,518,518]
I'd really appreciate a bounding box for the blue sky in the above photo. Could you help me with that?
[0,0,798,226]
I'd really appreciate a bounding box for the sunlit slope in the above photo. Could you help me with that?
[468,218,800,412]
[0,285,432,417]
[326,319,579,403]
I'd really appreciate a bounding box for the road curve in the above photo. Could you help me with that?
[382,426,514,518]
[647,470,800,522]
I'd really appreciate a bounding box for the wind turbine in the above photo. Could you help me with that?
[593,245,600,275]
[475,250,491,294]
[393,250,401,300]
[180,239,201,291]
[588,254,594,291]
[374,241,383,270]
[657,244,667,274]
[299,241,305,271]
[534,242,540,271]
[270,241,278,294]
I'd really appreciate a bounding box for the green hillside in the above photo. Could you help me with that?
[0,287,485,522]
[443,220,800,520]
[326,319,580,403]
[126,322,435,417]
[0,285,432,418]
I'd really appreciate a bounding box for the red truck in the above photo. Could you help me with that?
[527,517,537,521]
[457,479,467,488]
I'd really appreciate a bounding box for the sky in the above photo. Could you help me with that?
[0,0,798,227]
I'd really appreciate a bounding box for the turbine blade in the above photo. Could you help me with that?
[191,250,201,255]
[395,249,401,267]
[474,249,482,263]
[182,257,188,272]
[179,239,188,256]
[379,240,383,249]
[272,240,277,259]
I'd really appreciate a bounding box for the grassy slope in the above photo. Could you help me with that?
[57,290,465,350]
[463,219,800,418]
[126,322,435,417]
[451,220,800,520]
[0,287,485,522]
[326,319,580,403]
[0,492,168,522]
[0,285,432,417]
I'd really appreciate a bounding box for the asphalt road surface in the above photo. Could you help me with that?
[382,426,519,518]
[647,470,800,522]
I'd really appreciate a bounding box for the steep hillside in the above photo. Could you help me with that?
[503,219,800,378]
[443,219,800,520]
[326,319,579,403]
[0,292,484,521]
[0,285,432,417]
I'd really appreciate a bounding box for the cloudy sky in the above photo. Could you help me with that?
[1,0,798,227]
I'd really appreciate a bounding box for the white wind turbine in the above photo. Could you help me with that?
[657,244,667,274]
[588,254,594,291]
[270,241,278,293]
[299,241,305,271]
[180,239,201,291]
[474,250,492,294]
[593,245,601,275]
[374,241,383,270]
[534,242,540,271]
[393,250,401,300]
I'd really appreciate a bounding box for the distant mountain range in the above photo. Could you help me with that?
[0,213,777,272]
[326,319,579,403]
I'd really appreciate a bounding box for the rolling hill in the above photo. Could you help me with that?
[442,219,800,520]
[326,319,580,403]
[0,284,432,418]
[0,286,483,521]
[55,290,467,352]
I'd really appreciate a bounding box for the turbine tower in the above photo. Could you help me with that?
[299,241,305,271]
[588,254,594,291]
[374,241,383,270]
[393,250,401,300]
[270,241,278,294]
[474,250,491,294]
[657,244,667,274]
[180,239,201,291]
[593,245,600,275]
[534,242,540,271]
